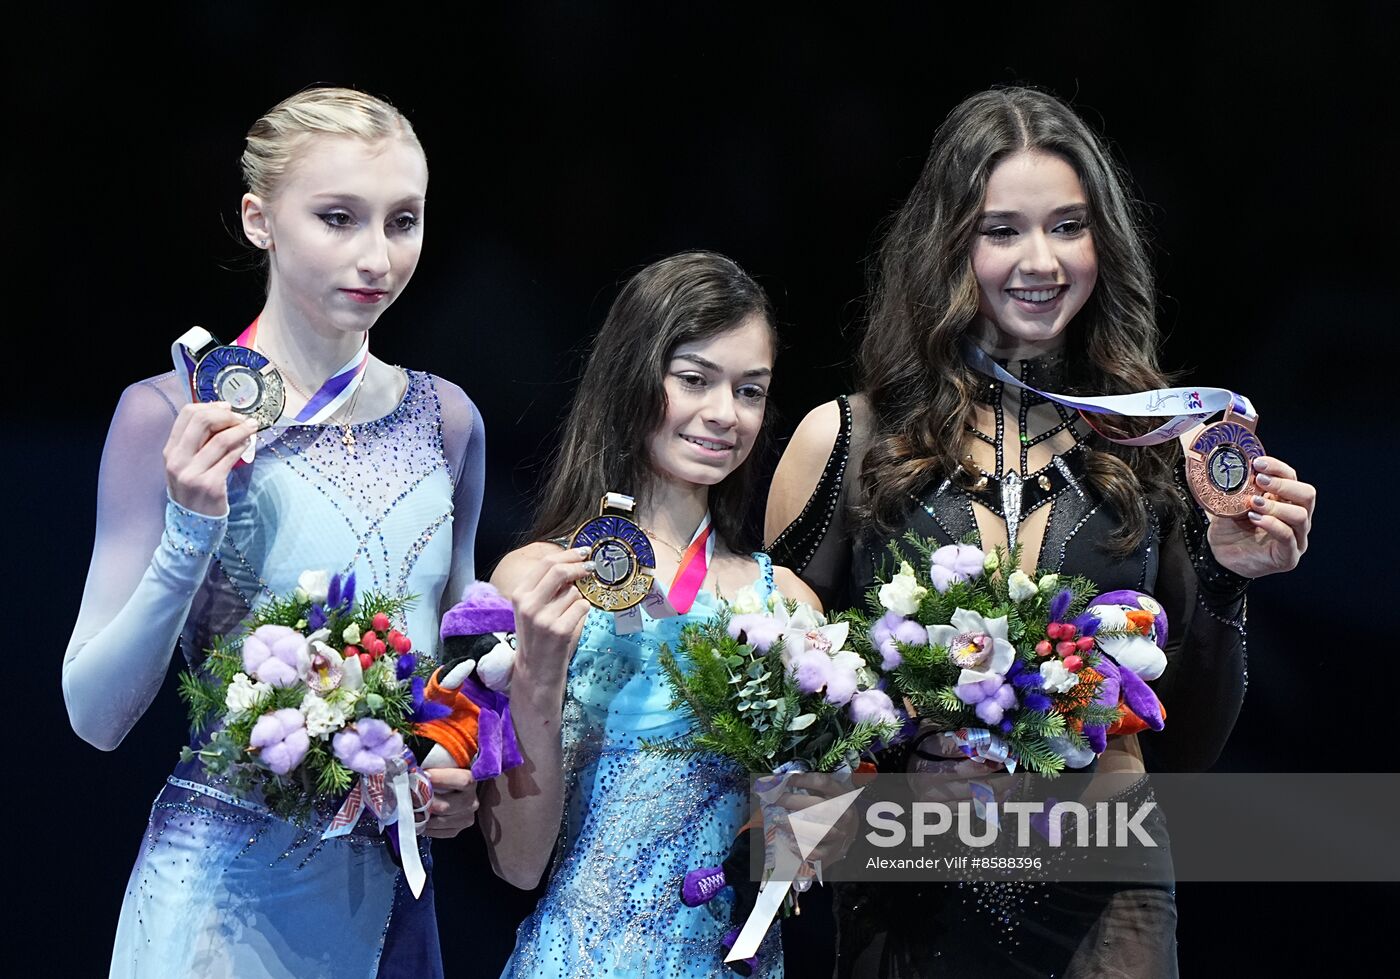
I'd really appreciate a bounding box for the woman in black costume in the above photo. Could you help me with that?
[765,87,1315,977]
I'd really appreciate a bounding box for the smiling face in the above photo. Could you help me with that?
[970,150,1098,358]
[246,134,428,337]
[645,314,774,492]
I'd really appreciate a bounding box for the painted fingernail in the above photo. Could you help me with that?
[573,546,591,555]
[1254,473,1272,487]
[1247,511,1264,522]
[1252,457,1269,471]
[581,560,597,572]
[1252,495,1267,507]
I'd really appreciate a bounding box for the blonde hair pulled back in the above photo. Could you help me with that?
[241,86,421,200]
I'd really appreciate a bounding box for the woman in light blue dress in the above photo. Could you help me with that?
[483,252,819,978]
[62,88,484,979]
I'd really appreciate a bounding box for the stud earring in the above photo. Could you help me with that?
[259,238,270,249]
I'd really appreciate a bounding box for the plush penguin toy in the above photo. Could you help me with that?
[411,581,522,779]
[1075,590,1169,749]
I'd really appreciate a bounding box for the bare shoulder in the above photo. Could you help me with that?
[490,542,562,598]
[772,565,822,612]
[765,398,848,544]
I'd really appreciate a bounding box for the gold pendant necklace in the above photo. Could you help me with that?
[340,380,364,456]
[642,528,686,561]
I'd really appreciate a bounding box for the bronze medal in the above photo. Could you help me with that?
[1184,409,1264,517]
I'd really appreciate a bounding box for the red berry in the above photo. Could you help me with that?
[358,652,373,670]
[1055,641,1077,657]
[1061,624,1078,639]
[1063,654,1084,673]
[1035,640,1053,656]
[343,644,362,659]
[1046,623,1064,640]
[372,612,391,633]
[371,638,388,658]
[1076,636,1095,652]
[362,630,378,647]
[390,632,412,654]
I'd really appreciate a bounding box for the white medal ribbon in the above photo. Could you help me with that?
[726,761,862,963]
[320,761,429,899]
[963,341,1256,446]
[290,337,370,425]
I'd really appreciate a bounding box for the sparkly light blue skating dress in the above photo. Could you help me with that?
[64,369,483,979]
[502,555,783,979]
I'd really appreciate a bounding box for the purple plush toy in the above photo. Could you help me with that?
[1075,589,1168,747]
[411,582,524,780]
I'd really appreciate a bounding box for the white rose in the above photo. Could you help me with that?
[300,692,348,738]
[878,562,928,616]
[342,622,362,645]
[297,570,331,605]
[729,586,763,616]
[1007,570,1037,603]
[1040,659,1080,694]
[1038,574,1060,595]
[225,672,271,715]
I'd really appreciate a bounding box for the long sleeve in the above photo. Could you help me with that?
[1139,489,1250,772]
[433,376,486,618]
[62,377,225,751]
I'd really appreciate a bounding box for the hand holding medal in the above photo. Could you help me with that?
[571,492,657,613]
[964,341,1315,579]
[173,326,286,430]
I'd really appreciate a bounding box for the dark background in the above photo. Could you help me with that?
[11,2,1396,975]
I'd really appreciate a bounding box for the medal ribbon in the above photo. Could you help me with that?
[237,318,370,425]
[667,513,714,615]
[963,341,1256,446]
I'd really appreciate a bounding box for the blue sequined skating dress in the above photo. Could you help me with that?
[502,555,784,979]
[65,369,484,979]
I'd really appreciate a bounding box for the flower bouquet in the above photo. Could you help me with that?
[177,570,464,896]
[646,588,901,973]
[845,536,1169,776]
[647,587,901,774]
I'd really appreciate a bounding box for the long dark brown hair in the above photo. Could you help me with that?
[528,251,777,551]
[859,86,1181,552]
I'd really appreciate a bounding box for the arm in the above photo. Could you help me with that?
[476,542,592,889]
[418,380,489,836]
[1142,454,1316,771]
[1140,509,1249,772]
[433,378,486,614]
[764,398,854,608]
[62,381,256,750]
[772,565,822,613]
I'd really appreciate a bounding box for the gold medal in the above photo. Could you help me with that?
[571,493,657,611]
[1184,409,1264,517]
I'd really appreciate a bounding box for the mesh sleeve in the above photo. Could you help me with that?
[62,374,226,750]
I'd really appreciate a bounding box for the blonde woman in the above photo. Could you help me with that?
[63,87,483,978]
